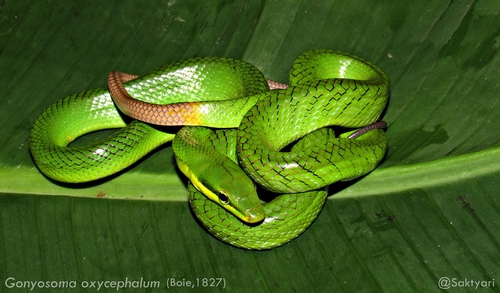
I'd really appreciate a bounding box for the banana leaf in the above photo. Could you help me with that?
[1,0,499,292]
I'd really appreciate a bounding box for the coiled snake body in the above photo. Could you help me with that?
[30,50,389,250]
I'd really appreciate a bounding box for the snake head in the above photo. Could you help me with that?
[193,160,265,224]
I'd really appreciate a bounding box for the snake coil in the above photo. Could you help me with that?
[29,50,389,250]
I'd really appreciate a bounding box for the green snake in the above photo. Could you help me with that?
[29,50,389,250]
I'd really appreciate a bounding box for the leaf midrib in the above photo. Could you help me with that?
[2,146,498,201]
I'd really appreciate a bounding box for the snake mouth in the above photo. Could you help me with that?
[243,205,265,224]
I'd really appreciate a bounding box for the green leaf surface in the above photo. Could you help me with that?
[1,0,499,292]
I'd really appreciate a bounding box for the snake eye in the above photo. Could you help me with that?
[218,191,229,205]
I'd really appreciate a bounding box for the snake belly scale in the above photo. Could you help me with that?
[29,50,389,250]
